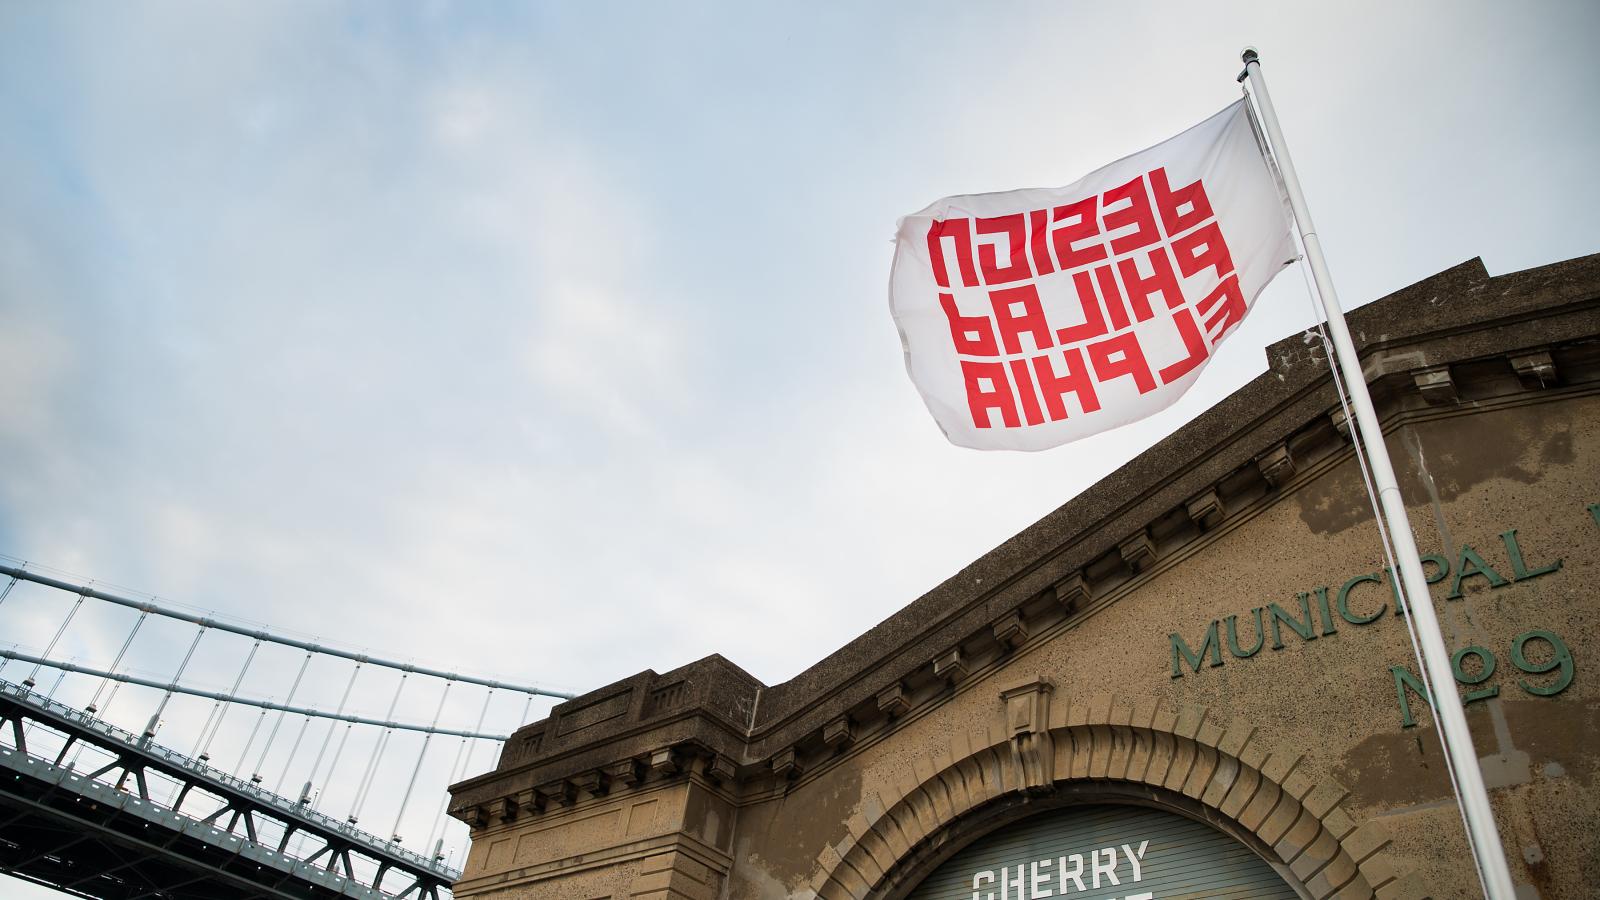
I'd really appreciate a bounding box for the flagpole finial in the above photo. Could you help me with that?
[1240,46,1260,65]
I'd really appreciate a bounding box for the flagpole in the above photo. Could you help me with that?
[1238,48,1516,899]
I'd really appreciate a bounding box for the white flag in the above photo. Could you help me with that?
[890,100,1295,451]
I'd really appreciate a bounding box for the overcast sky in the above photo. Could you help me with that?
[2,2,1597,896]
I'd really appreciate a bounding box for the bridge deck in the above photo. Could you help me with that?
[0,679,457,899]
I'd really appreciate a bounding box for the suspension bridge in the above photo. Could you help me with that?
[0,561,574,900]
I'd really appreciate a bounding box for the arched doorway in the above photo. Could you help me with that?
[904,803,1300,900]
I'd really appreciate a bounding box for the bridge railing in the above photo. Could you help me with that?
[0,677,461,882]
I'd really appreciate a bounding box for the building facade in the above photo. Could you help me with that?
[448,254,1600,900]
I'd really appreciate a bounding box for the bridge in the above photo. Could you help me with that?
[0,562,572,899]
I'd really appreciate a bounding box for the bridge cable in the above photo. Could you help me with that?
[314,721,355,814]
[289,663,361,799]
[309,663,364,814]
[305,662,361,791]
[350,672,409,824]
[252,649,313,782]
[274,710,314,795]
[0,566,574,699]
[66,612,150,770]
[196,637,260,761]
[428,687,495,856]
[86,611,149,715]
[20,664,71,746]
[25,587,89,688]
[0,653,505,738]
[235,700,273,776]
[0,570,17,679]
[391,679,453,843]
[483,695,536,781]
[87,608,157,726]
[146,625,207,738]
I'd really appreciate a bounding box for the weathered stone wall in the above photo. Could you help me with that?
[449,254,1600,900]
[721,395,1598,900]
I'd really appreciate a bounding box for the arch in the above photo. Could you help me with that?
[809,690,1423,900]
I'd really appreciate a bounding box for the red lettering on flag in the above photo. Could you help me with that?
[894,100,1295,447]
[1032,347,1100,420]
[939,294,999,356]
[1197,274,1246,336]
[976,214,1031,285]
[1117,245,1185,317]
[1157,307,1209,384]
[1008,358,1046,425]
[1149,167,1214,236]
[989,285,1054,355]
[961,360,1019,428]
[1102,175,1160,255]
[1095,264,1132,331]
[1027,209,1055,277]
[927,219,978,288]
[1088,332,1158,395]
[1055,270,1109,345]
[1172,220,1235,280]
[1050,195,1105,271]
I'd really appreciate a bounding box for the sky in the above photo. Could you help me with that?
[1,2,1597,896]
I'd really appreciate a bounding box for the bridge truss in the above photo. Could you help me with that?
[0,563,572,899]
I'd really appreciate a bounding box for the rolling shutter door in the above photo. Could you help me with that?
[905,804,1299,900]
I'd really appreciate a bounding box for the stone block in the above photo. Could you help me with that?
[876,683,910,719]
[1257,800,1304,847]
[705,754,736,783]
[822,717,854,751]
[992,611,1028,650]
[1119,531,1156,572]
[648,747,684,777]
[771,748,803,781]
[1258,444,1296,487]
[1509,349,1557,388]
[1304,848,1361,900]
[1186,488,1225,529]
[1341,821,1391,864]
[1412,364,1457,405]
[1303,782,1349,819]
[933,648,969,684]
[1053,572,1089,611]
[1320,805,1357,841]
[1278,808,1324,867]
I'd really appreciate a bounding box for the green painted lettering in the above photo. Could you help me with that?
[1389,554,1449,616]
[1448,544,1509,599]
[1589,503,1600,528]
[1169,621,1223,678]
[1336,572,1385,625]
[1422,553,1450,585]
[1385,567,1408,616]
[1268,594,1316,649]
[1392,665,1431,728]
[1225,608,1265,659]
[1451,646,1499,704]
[1511,630,1574,697]
[1500,529,1561,581]
[1312,586,1337,636]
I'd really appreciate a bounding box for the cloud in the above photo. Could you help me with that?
[1,5,1597,888]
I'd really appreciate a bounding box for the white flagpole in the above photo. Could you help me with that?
[1238,48,1517,899]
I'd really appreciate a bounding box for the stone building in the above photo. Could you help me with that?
[448,254,1600,899]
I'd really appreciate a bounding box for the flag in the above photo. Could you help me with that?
[889,99,1296,451]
